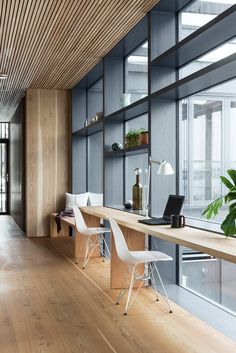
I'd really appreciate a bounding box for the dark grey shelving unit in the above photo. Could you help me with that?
[71,1,236,289]
[151,5,236,70]
[104,144,149,158]
[150,52,236,101]
[73,120,103,137]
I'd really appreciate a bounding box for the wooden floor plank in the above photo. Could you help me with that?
[0,216,236,353]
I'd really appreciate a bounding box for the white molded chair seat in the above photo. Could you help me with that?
[108,217,173,315]
[73,206,110,268]
[129,250,172,264]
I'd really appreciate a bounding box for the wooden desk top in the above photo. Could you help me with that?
[78,206,236,265]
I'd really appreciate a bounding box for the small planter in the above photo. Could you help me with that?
[125,129,140,148]
[139,131,148,145]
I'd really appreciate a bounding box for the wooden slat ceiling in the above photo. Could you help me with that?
[0,0,159,121]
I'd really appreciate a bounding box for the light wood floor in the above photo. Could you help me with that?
[1,216,236,353]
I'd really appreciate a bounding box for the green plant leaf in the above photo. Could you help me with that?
[221,208,236,237]
[202,197,223,219]
[227,169,236,186]
[225,191,236,203]
[229,202,236,212]
[220,176,234,190]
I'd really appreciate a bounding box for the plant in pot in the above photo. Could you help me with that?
[139,128,148,145]
[125,129,140,148]
[203,169,236,237]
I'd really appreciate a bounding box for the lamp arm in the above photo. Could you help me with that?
[145,161,151,218]
[145,158,166,217]
[149,157,164,166]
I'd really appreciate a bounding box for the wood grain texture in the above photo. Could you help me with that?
[51,213,101,261]
[80,206,236,265]
[1,215,236,353]
[0,0,159,121]
[26,89,71,237]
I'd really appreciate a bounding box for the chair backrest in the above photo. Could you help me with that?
[108,217,135,264]
[73,206,89,235]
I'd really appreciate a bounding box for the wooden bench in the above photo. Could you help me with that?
[50,212,101,262]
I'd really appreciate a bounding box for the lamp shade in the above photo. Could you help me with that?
[157,161,174,175]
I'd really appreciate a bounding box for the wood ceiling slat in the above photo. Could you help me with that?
[0,0,159,121]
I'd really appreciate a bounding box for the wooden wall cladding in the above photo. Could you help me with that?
[26,89,71,237]
[0,0,159,121]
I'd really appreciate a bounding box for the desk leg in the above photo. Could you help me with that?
[75,214,101,263]
[110,225,145,289]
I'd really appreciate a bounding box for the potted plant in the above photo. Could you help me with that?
[203,169,236,237]
[125,129,140,148]
[139,129,148,145]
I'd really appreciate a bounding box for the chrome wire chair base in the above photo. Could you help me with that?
[75,234,111,268]
[116,263,173,315]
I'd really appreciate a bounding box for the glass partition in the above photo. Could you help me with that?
[179,0,235,41]
[125,41,148,104]
[179,78,236,222]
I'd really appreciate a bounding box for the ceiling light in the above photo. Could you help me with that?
[0,73,7,80]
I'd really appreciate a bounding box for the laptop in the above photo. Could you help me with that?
[138,195,185,225]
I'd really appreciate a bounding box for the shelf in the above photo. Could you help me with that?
[105,144,149,157]
[73,120,103,137]
[150,52,236,101]
[151,5,236,70]
[104,96,149,122]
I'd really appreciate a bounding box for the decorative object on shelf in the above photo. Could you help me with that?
[84,118,88,127]
[139,129,149,145]
[124,200,133,209]
[95,111,103,120]
[125,129,140,148]
[145,157,174,217]
[90,116,97,124]
[203,169,236,237]
[120,93,131,107]
[125,128,148,148]
[111,142,122,151]
[133,168,143,210]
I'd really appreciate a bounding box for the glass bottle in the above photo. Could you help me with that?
[132,168,143,210]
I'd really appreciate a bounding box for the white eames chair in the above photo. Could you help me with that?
[73,206,110,268]
[109,217,173,315]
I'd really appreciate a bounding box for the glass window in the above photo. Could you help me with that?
[0,123,9,139]
[125,41,148,105]
[180,37,236,79]
[179,0,235,41]
[179,247,236,314]
[179,78,236,222]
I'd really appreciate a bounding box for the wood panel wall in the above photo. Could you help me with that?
[26,89,71,237]
[10,97,25,231]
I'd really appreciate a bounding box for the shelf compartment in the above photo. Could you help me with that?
[104,97,148,122]
[151,5,236,70]
[150,52,236,101]
[105,144,149,157]
[73,120,103,137]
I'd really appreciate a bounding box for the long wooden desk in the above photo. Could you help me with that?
[51,206,236,289]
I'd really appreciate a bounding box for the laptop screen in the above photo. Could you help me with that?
[163,195,185,219]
